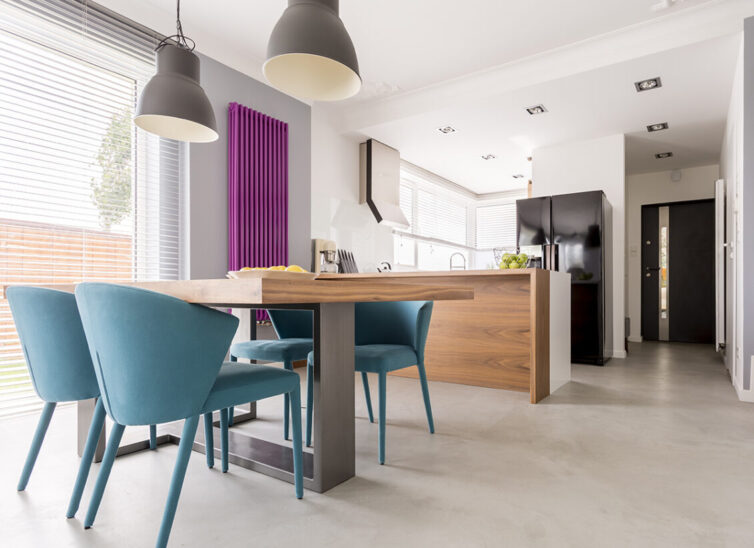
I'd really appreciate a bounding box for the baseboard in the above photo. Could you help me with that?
[627,336,642,343]
[734,383,754,403]
[612,349,627,359]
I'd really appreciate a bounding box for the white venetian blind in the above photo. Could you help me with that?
[476,202,518,249]
[415,188,467,245]
[0,0,185,417]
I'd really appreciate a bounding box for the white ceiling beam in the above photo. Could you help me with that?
[338,0,754,132]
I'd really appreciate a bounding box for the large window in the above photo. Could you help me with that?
[0,0,185,417]
[396,167,471,270]
[394,163,524,270]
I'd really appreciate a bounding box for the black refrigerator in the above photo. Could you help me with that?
[516,191,612,365]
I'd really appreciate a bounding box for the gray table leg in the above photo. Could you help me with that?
[77,398,105,463]
[310,302,356,492]
[232,308,258,420]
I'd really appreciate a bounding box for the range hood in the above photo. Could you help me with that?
[359,139,409,228]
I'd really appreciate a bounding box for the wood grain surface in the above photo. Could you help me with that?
[19,277,472,306]
[319,270,552,400]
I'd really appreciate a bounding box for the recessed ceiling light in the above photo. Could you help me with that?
[512,174,524,179]
[647,122,669,132]
[481,154,496,160]
[635,77,662,92]
[438,126,456,134]
[526,104,547,115]
[655,152,673,159]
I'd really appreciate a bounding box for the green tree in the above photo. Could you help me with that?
[91,108,132,230]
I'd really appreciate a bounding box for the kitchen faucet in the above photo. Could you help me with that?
[449,252,466,270]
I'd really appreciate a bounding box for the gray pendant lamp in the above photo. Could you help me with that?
[264,0,361,101]
[134,0,218,143]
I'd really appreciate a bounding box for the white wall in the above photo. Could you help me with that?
[624,165,719,342]
[311,105,393,272]
[720,34,748,399]
[532,134,626,358]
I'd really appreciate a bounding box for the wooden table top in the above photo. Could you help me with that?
[22,277,473,307]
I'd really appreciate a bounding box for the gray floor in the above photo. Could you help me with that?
[2,342,753,547]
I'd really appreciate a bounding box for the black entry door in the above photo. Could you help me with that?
[641,200,715,343]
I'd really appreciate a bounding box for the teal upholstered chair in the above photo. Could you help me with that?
[73,283,303,548]
[229,309,313,440]
[5,286,159,495]
[307,301,435,464]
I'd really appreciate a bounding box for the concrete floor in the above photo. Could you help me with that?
[2,342,753,547]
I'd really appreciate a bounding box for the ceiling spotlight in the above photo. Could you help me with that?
[512,174,524,179]
[647,122,669,132]
[526,104,547,115]
[481,154,496,160]
[655,152,673,159]
[438,126,456,134]
[635,77,662,92]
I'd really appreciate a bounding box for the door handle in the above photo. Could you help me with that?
[645,267,660,271]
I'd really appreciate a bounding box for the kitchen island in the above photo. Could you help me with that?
[318,269,570,403]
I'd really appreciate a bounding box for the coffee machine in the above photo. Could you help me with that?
[311,238,338,274]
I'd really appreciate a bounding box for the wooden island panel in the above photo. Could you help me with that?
[318,269,556,402]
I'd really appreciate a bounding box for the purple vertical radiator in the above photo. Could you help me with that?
[228,102,289,320]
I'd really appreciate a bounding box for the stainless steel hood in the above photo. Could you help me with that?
[359,139,409,228]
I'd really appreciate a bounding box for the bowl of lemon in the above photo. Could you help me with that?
[227,265,317,280]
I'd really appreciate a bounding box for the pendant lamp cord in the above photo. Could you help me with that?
[156,0,196,52]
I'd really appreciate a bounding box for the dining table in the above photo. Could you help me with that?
[58,277,473,493]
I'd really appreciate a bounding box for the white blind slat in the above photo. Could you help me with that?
[0,0,184,418]
[476,203,518,249]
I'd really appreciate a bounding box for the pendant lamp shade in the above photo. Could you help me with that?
[135,44,218,143]
[264,0,361,101]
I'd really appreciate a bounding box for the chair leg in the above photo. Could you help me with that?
[378,372,387,465]
[219,408,229,473]
[17,401,56,491]
[289,385,304,499]
[416,361,435,434]
[228,356,237,428]
[203,413,214,469]
[84,423,126,529]
[305,363,313,447]
[149,424,157,450]
[66,398,105,518]
[361,372,374,423]
[283,360,293,441]
[155,415,200,548]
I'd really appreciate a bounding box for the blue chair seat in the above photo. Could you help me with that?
[230,338,312,363]
[353,345,418,373]
[201,362,300,414]
[306,345,418,374]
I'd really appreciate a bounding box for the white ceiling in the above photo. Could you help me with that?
[100,0,713,100]
[99,0,748,194]
[362,34,740,193]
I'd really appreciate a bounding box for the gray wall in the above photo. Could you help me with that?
[743,17,754,388]
[188,54,311,279]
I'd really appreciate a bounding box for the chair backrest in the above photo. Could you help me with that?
[6,286,100,403]
[268,309,313,339]
[75,283,238,425]
[355,301,434,358]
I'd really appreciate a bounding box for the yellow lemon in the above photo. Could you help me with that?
[241,267,253,271]
[285,265,307,272]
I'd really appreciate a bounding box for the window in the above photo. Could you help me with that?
[394,162,526,270]
[0,0,185,417]
[395,167,471,269]
[476,202,518,249]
